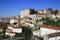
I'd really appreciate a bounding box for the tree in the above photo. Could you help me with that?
[30,8,37,14]
[1,23,7,36]
[56,19,60,27]
[22,26,33,40]
[15,26,33,40]
[53,10,59,15]
[0,38,2,40]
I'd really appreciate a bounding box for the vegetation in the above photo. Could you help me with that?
[30,8,37,14]
[0,38,2,40]
[0,22,8,39]
[37,17,60,27]
[53,10,59,15]
[22,26,32,40]
[1,23,7,35]
[15,26,32,40]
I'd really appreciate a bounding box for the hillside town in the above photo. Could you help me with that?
[0,8,60,40]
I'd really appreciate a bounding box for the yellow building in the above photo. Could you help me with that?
[20,19,26,24]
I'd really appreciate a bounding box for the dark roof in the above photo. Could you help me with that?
[48,32,60,38]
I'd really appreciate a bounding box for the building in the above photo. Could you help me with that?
[20,8,31,18]
[20,8,37,18]
[40,26,60,40]
[5,25,22,36]
[43,8,53,18]
[12,28,22,33]
[27,14,37,21]
[32,25,60,40]
[43,8,53,14]
[5,32,15,37]
[37,10,43,14]
[57,10,60,15]
[9,18,19,24]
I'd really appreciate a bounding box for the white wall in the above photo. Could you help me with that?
[20,9,30,18]
[10,19,18,24]
[10,19,15,24]
[5,32,15,36]
[12,28,22,33]
[27,15,37,21]
[33,30,41,37]
[49,36,60,40]
[37,10,43,13]
[40,27,60,37]
[43,10,47,13]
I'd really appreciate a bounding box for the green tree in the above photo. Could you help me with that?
[1,23,7,36]
[56,19,60,27]
[0,38,2,40]
[53,10,58,15]
[22,26,33,40]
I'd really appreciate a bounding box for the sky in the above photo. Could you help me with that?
[0,0,60,17]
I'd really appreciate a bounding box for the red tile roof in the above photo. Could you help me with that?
[42,26,60,30]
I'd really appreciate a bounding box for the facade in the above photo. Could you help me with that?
[5,25,22,36]
[33,30,40,37]
[20,8,37,18]
[20,9,31,18]
[37,10,43,14]
[40,26,60,40]
[57,10,60,15]
[43,8,53,18]
[27,15,37,21]
[40,26,60,37]
[10,18,18,24]
[12,28,22,33]
[32,25,60,40]
[43,8,53,14]
[44,32,60,40]
[5,32,15,37]
[51,14,60,19]
[49,36,60,40]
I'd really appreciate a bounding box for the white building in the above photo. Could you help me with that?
[5,32,15,37]
[37,10,43,14]
[40,26,60,37]
[10,19,18,24]
[33,30,40,37]
[43,8,53,14]
[51,14,60,19]
[7,26,13,29]
[49,36,60,40]
[32,26,60,40]
[20,8,31,18]
[27,15,37,21]
[5,25,22,37]
[12,28,22,33]
[40,26,60,40]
